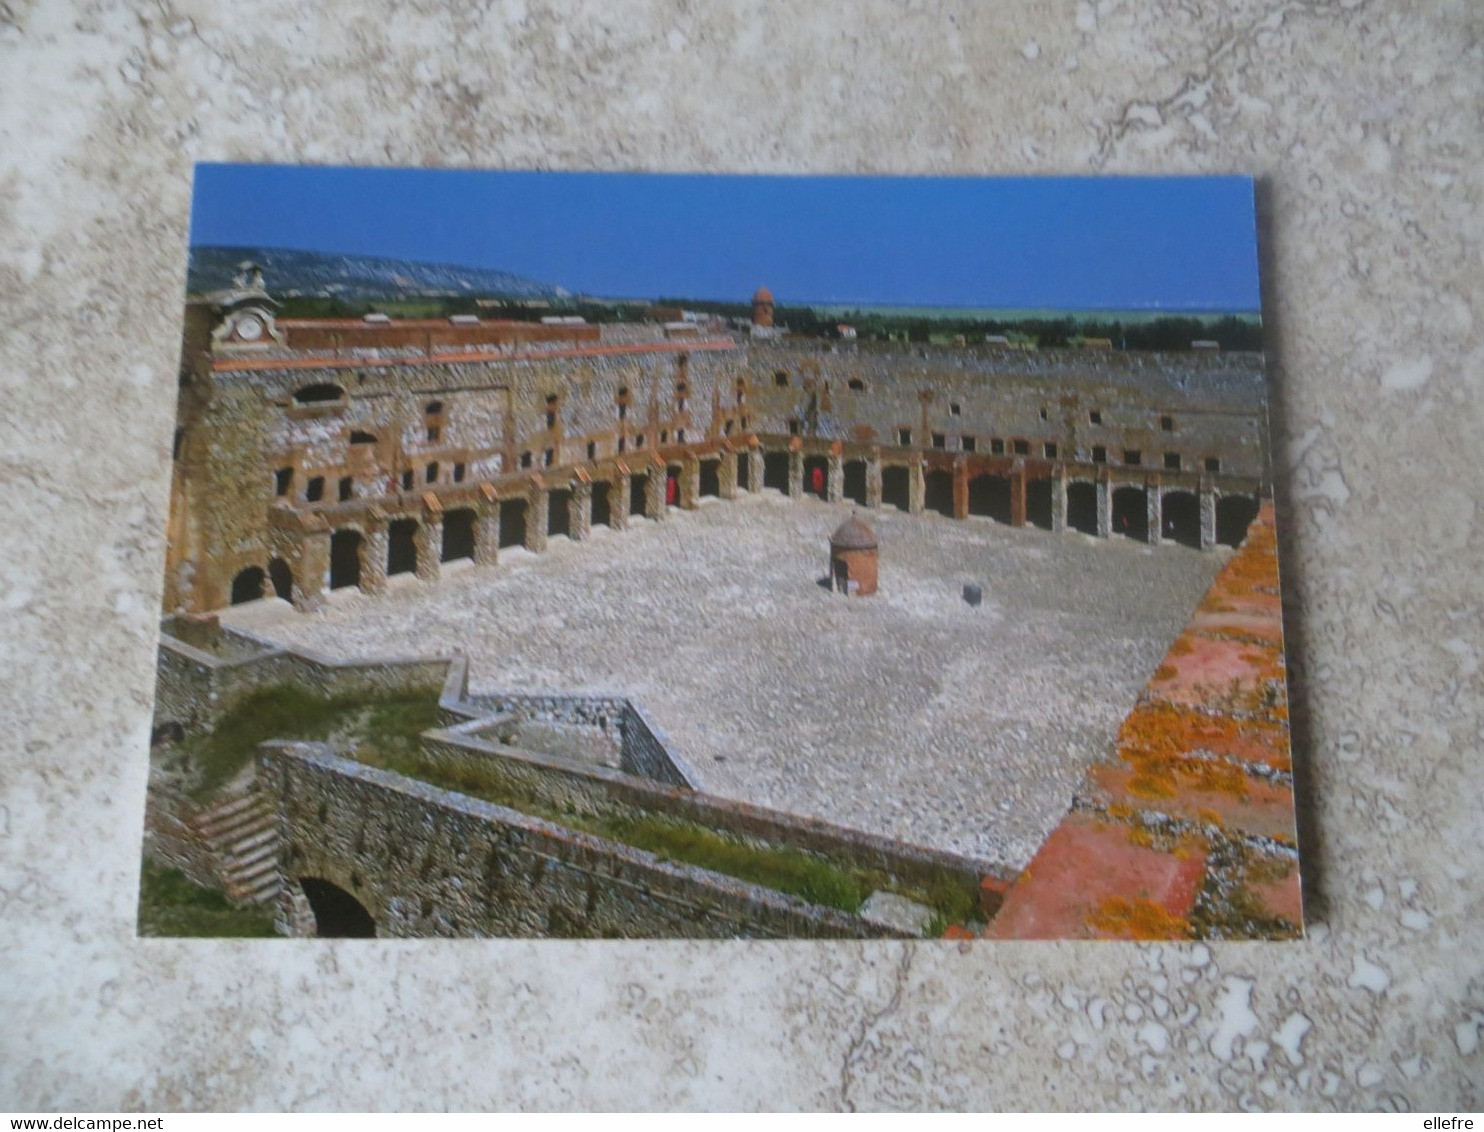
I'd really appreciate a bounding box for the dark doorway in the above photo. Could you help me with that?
[592,481,612,528]
[924,469,954,516]
[968,475,1012,525]
[803,456,828,498]
[329,530,362,590]
[843,460,868,505]
[736,452,751,492]
[388,519,419,575]
[665,467,681,508]
[1161,491,1201,548]
[1216,495,1260,548]
[548,488,573,538]
[268,558,294,601]
[1027,479,1053,530]
[699,459,721,498]
[499,499,527,548]
[881,466,911,512]
[763,452,789,492]
[442,508,476,562]
[1067,482,1098,535]
[299,878,376,938]
[230,566,265,605]
[629,474,649,518]
[1112,486,1149,541]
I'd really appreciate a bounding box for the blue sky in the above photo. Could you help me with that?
[190,165,1260,312]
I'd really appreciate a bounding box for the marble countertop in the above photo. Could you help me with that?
[0,0,1479,1111]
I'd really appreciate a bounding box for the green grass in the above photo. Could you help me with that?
[182,684,442,800]
[136,859,277,938]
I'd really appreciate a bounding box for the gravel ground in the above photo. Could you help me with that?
[222,492,1227,870]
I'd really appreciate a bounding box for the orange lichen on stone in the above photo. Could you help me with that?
[941,923,976,941]
[1087,896,1194,941]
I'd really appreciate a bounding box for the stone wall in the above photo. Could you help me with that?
[265,743,896,940]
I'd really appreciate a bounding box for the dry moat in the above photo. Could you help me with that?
[222,491,1228,871]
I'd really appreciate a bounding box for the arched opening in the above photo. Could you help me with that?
[665,466,681,508]
[499,499,527,548]
[629,473,649,518]
[923,469,954,517]
[1216,495,1260,548]
[548,488,573,538]
[843,459,868,505]
[268,558,294,601]
[293,383,344,405]
[229,566,265,605]
[881,466,911,512]
[699,459,721,499]
[1112,486,1149,541]
[299,878,376,938]
[1066,482,1098,536]
[387,519,419,575]
[442,509,476,562]
[968,474,1012,525]
[762,452,790,493]
[1161,491,1202,549]
[1027,479,1054,530]
[736,452,751,492]
[803,456,828,498]
[329,530,363,590]
[592,481,613,528]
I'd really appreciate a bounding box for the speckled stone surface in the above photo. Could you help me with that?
[1,0,1479,1112]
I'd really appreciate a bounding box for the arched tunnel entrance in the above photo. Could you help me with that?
[1066,481,1098,535]
[1217,494,1261,547]
[299,878,376,938]
[268,558,294,601]
[1027,479,1053,530]
[762,452,789,493]
[230,566,265,605]
[1112,486,1149,542]
[329,530,362,591]
[699,458,721,499]
[441,508,476,562]
[803,455,828,498]
[968,474,1012,525]
[881,466,911,512]
[499,499,527,548]
[843,460,868,505]
[923,469,954,516]
[387,518,419,575]
[629,473,649,518]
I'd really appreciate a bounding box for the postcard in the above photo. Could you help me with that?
[140,166,1299,940]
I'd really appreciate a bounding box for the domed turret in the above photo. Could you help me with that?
[827,513,878,596]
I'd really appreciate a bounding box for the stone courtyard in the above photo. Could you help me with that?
[222,491,1228,870]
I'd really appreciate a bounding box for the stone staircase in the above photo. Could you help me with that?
[192,791,281,907]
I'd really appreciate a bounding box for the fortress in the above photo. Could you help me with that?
[144,266,1298,941]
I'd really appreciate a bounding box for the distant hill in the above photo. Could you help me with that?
[187,245,568,302]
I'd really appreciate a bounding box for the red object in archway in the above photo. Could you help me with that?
[810,466,825,495]
[666,475,678,505]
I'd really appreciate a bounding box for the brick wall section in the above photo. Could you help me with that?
[984,502,1300,940]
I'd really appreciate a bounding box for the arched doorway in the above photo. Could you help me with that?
[1161,491,1201,548]
[299,878,376,938]
[665,466,681,508]
[1066,481,1098,535]
[843,460,868,505]
[268,558,294,601]
[736,452,751,492]
[881,466,911,512]
[1027,479,1053,530]
[230,566,265,605]
[329,530,362,591]
[499,499,527,548]
[803,456,828,498]
[629,474,649,518]
[924,469,954,516]
[762,452,790,493]
[592,481,613,528]
[699,459,721,499]
[387,519,419,575]
[1217,495,1260,547]
[968,474,1012,525]
[442,509,476,562]
[548,488,573,538]
[1112,486,1149,541]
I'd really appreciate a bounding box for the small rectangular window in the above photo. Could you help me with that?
[618,437,627,453]
[931,432,946,449]
[426,462,439,483]
[453,462,466,483]
[1124,449,1142,466]
[897,428,912,446]
[1039,408,1049,421]
[949,402,961,416]
[1044,442,1058,459]
[546,411,556,429]
[1092,445,1107,464]
[789,421,801,436]
[1013,439,1029,456]
[724,420,734,436]
[306,476,325,502]
[338,476,353,501]
[586,441,596,460]
[961,436,976,453]
[1089,410,1102,425]
[427,425,440,442]
[774,371,789,387]
[1160,415,1174,432]
[618,404,628,421]
[520,451,532,469]
[401,470,414,491]
[635,434,645,450]
[1164,452,1181,470]
[543,449,554,467]
[990,438,1005,455]
[1204,457,1221,473]
[676,428,686,442]
[275,467,293,496]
